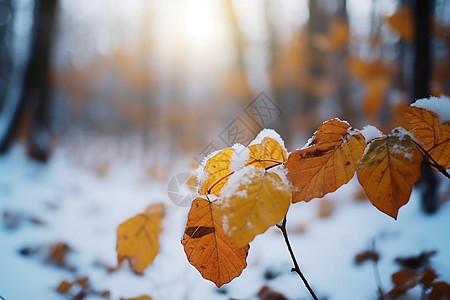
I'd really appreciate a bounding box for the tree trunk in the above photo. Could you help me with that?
[0,0,58,161]
[413,0,439,214]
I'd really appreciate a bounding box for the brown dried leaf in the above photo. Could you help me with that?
[182,197,249,287]
[401,105,450,169]
[55,280,73,294]
[317,198,336,218]
[45,242,75,271]
[257,285,289,300]
[395,250,437,270]
[357,128,423,219]
[286,119,365,203]
[354,250,380,265]
[430,281,450,300]
[387,269,421,297]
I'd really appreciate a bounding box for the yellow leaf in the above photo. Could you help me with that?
[181,197,249,287]
[199,148,233,196]
[401,105,450,169]
[384,8,414,41]
[286,119,366,203]
[247,136,287,169]
[116,204,165,274]
[357,128,422,219]
[216,167,291,247]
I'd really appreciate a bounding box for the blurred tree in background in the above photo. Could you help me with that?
[0,0,448,203]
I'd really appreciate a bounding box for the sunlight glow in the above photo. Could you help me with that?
[184,0,217,44]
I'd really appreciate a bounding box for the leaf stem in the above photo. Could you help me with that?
[413,141,450,179]
[276,216,319,300]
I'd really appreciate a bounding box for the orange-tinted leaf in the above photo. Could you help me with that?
[363,76,391,121]
[348,56,395,83]
[354,250,380,265]
[386,269,421,297]
[45,242,75,271]
[74,276,90,289]
[421,268,439,288]
[199,148,233,196]
[357,128,422,219]
[286,119,365,203]
[384,8,414,41]
[116,204,165,274]
[56,280,73,294]
[182,198,249,287]
[387,268,439,297]
[317,198,336,218]
[430,281,450,300]
[257,285,289,300]
[247,136,288,168]
[216,167,291,247]
[401,105,450,169]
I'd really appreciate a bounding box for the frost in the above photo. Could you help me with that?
[300,134,317,150]
[235,189,248,198]
[361,125,384,142]
[411,95,450,123]
[390,127,417,161]
[230,143,250,172]
[404,152,413,161]
[248,128,287,152]
[195,148,225,187]
[220,165,258,199]
[268,164,292,191]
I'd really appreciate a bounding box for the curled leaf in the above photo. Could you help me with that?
[182,198,249,288]
[116,204,165,274]
[286,119,365,203]
[357,128,422,219]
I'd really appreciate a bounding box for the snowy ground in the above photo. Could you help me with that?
[0,146,449,300]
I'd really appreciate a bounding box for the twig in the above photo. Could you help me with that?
[276,216,319,300]
[371,240,385,300]
[413,140,450,179]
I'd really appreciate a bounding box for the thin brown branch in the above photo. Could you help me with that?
[276,216,319,300]
[413,140,450,179]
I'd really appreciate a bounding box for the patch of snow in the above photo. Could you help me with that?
[267,165,292,191]
[361,125,384,142]
[248,129,287,153]
[195,148,229,187]
[220,165,259,200]
[230,143,249,172]
[1,144,450,300]
[411,95,450,122]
